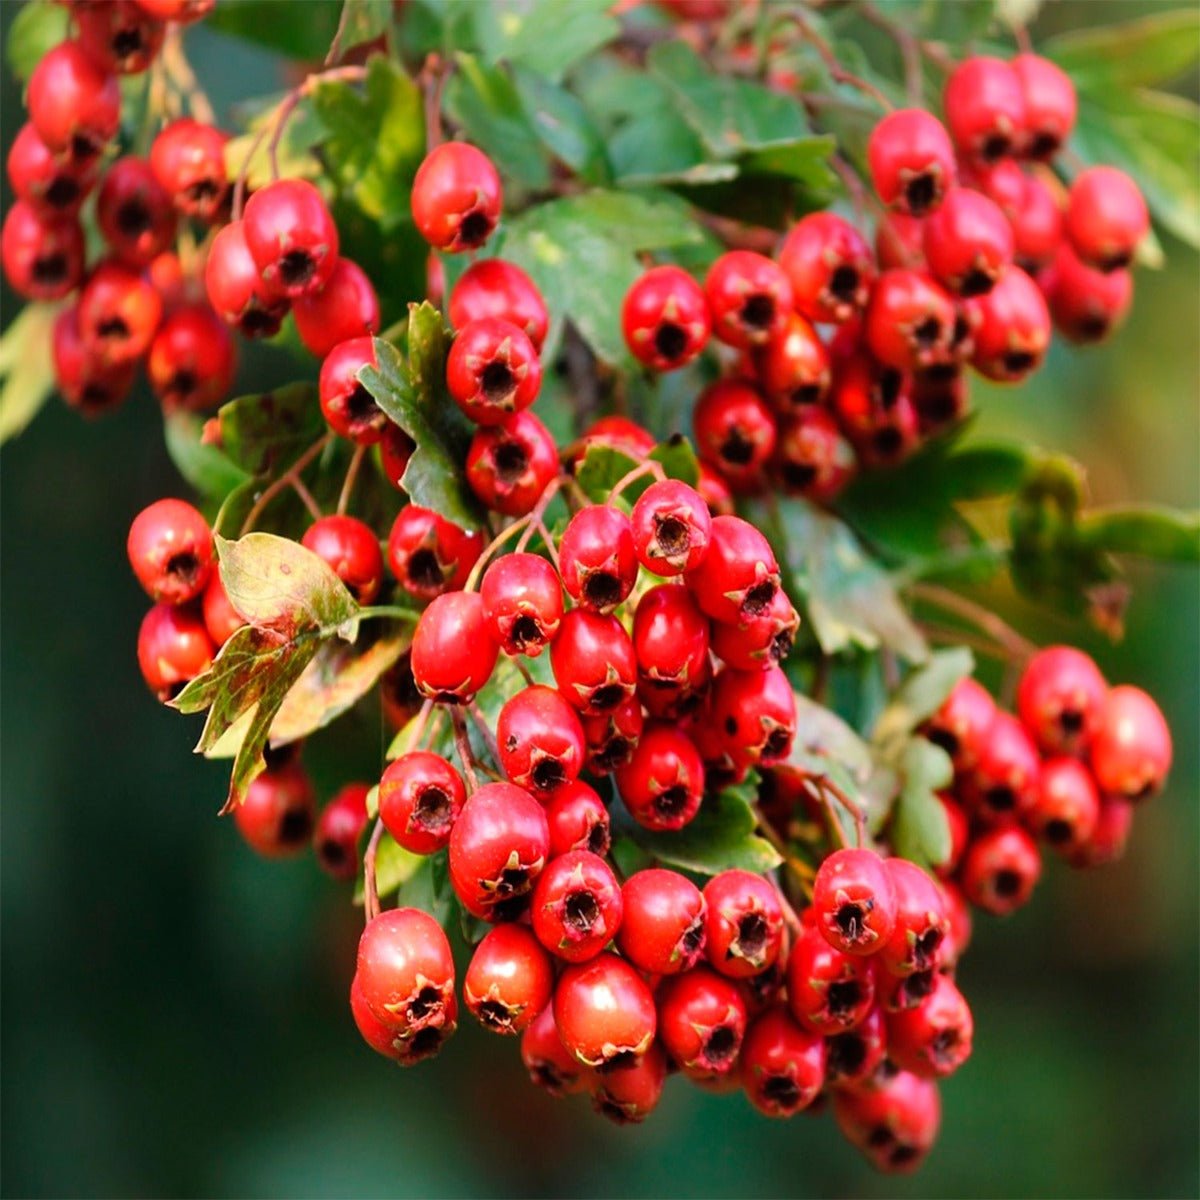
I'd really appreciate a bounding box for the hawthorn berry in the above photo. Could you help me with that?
[702,869,784,979]
[7,122,97,216]
[1029,757,1101,856]
[76,0,164,74]
[1011,53,1076,159]
[830,351,921,468]
[204,220,289,339]
[582,415,656,458]
[685,514,779,624]
[136,602,215,701]
[864,269,957,374]
[379,751,466,855]
[545,780,611,858]
[876,210,928,270]
[411,142,502,253]
[350,974,409,1061]
[707,665,796,768]
[150,118,229,223]
[921,186,1014,297]
[386,506,482,600]
[621,264,711,370]
[550,609,637,715]
[704,250,793,349]
[637,654,713,724]
[242,179,339,298]
[448,782,549,920]
[298,516,383,604]
[629,479,712,576]
[446,318,541,426]
[833,1068,941,1174]
[379,423,415,490]
[464,924,554,1036]
[1065,166,1149,272]
[658,965,749,1079]
[966,265,1051,382]
[1016,645,1108,756]
[960,823,1042,915]
[313,782,370,881]
[877,858,949,979]
[582,696,645,774]
[147,304,237,412]
[293,258,380,358]
[480,551,563,657]
[1069,795,1134,868]
[924,677,998,772]
[867,108,957,215]
[754,312,832,412]
[912,365,970,434]
[558,504,638,613]
[932,794,970,879]
[521,1004,588,1096]
[939,879,974,967]
[693,379,777,492]
[1089,685,1173,801]
[615,722,705,832]
[319,337,388,444]
[410,590,499,704]
[79,260,163,367]
[1010,172,1065,271]
[590,1042,668,1125]
[465,410,559,517]
[633,584,710,688]
[944,56,1027,162]
[696,462,735,516]
[786,925,876,1036]
[1043,243,1133,343]
[27,41,121,161]
[617,868,706,976]
[52,305,135,415]
[779,212,876,324]
[96,155,176,267]
[553,952,658,1068]
[531,849,623,963]
[234,763,317,858]
[965,711,1041,823]
[132,0,215,21]
[1,201,84,301]
[127,498,213,605]
[823,1002,888,1087]
[813,847,898,956]
[710,588,798,672]
[773,407,857,502]
[741,1005,827,1117]
[449,258,548,350]
[497,685,587,796]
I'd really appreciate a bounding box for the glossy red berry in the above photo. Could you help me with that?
[204,220,289,339]
[1043,243,1133,344]
[127,498,213,605]
[932,794,970,879]
[710,587,799,673]
[553,952,657,1068]
[521,1004,588,1096]
[824,1002,888,1087]
[378,751,465,855]
[877,859,949,978]
[134,0,215,20]
[531,850,623,963]
[867,108,956,216]
[201,571,245,648]
[78,261,163,367]
[1016,645,1107,756]
[293,258,380,358]
[449,258,548,350]
[319,336,387,444]
[411,142,502,253]
[1,202,84,300]
[779,212,876,324]
[350,973,412,1061]
[876,210,928,270]
[147,304,237,412]
[1065,166,1149,272]
[864,269,957,373]
[833,1068,941,1174]
[1011,53,1076,159]
[696,462,735,516]
[965,711,1041,823]
[708,665,796,768]
[1090,685,1173,801]
[633,584,710,688]
[480,552,563,657]
[786,925,875,1036]
[616,722,705,832]
[234,763,317,858]
[754,312,832,412]
[1029,757,1100,856]
[136,602,215,701]
[7,122,97,216]
[28,41,121,161]
[742,1005,826,1116]
[960,823,1042,915]
[386,506,482,600]
[1069,795,1134,868]
[938,879,973,967]
[410,590,499,703]
[617,868,706,976]
[924,677,997,771]
[813,847,898,956]
[590,1042,667,1125]
[704,250,793,349]
[76,0,164,73]
[466,410,558,517]
[967,265,1051,382]
[622,264,711,370]
[921,187,1014,297]
[582,415,656,458]
[702,869,784,979]
[582,696,645,774]
[497,685,587,796]
[446,318,541,426]
[150,118,229,223]
[773,407,856,502]
[448,782,549,920]
[313,782,370,881]
[545,780,611,858]
[1012,173,1065,270]
[685,514,779,624]
[550,609,637,715]
[300,516,384,604]
[637,653,712,724]
[464,924,554,1035]
[379,423,415,491]
[658,965,748,1079]
[630,479,712,576]
[52,305,135,415]
[242,179,339,299]
[96,155,176,267]
[944,56,1027,162]
[830,352,921,468]
[693,379,777,492]
[558,504,638,613]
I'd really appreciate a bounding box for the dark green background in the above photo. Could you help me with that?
[2,5,1197,1197]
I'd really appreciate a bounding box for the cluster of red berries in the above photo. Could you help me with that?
[616,51,1147,502]
[924,646,1173,915]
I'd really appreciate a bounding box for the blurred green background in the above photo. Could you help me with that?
[2,4,1197,1197]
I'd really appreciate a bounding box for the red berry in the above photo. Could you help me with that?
[617,868,706,975]
[28,42,120,161]
[1042,243,1133,344]
[658,965,749,1078]
[464,924,554,1035]
[959,823,1042,915]
[773,407,856,502]
[479,551,563,657]
[633,583,710,688]
[630,479,712,576]
[582,415,657,459]
[685,514,779,624]
[966,265,1051,382]
[932,794,970,879]
[621,264,711,370]
[830,351,921,468]
[78,260,163,367]
[779,212,876,324]
[787,925,876,1035]
[553,952,657,1067]
[411,142,502,253]
[965,711,1041,823]
[921,186,1014,297]
[97,156,177,267]
[410,590,499,703]
[531,849,623,963]
[742,1005,826,1116]
[1089,685,1172,801]
[386,506,482,600]
[52,305,135,415]
[76,0,164,74]
[150,118,229,223]
[754,312,832,412]
[939,879,973,966]
[824,1003,888,1087]
[497,685,587,797]
[833,1068,941,1173]
[876,210,928,270]
[234,763,317,858]
[379,423,415,490]
[590,1042,667,1124]
[1065,166,1149,272]
[136,602,215,701]
[147,304,237,412]
[582,696,644,774]
[127,498,213,605]
[313,782,370,881]
[1069,795,1134,868]
[466,410,559,516]
[301,515,384,604]
[637,654,713,724]
[812,847,898,956]
[704,250,793,349]
[242,179,339,299]
[350,974,409,1061]
[702,869,784,979]
[944,56,1027,162]
[867,108,957,215]
[864,269,957,373]
[710,587,798,672]
[449,258,548,350]
[319,336,387,444]
[379,750,466,855]
[201,571,246,648]
[693,379,777,492]
[1009,171,1065,271]
[616,722,705,832]
[558,504,638,613]
[204,220,289,339]
[521,1004,588,1095]
[448,782,549,920]
[696,462,735,516]
[293,258,380,358]
[7,122,97,216]
[877,859,949,978]
[1016,645,1107,756]
[550,609,637,715]
[924,677,997,771]
[133,0,215,21]
[912,364,970,434]
[708,665,796,768]
[545,780,611,858]
[1011,53,1076,159]
[446,317,541,426]
[1,201,84,300]
[1029,757,1101,856]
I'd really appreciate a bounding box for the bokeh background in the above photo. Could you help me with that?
[2,3,1197,1197]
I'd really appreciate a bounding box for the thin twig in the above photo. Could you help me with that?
[239,433,333,535]
[792,10,893,111]
[907,582,1037,662]
[291,475,323,522]
[751,801,817,900]
[450,708,480,792]
[919,620,1012,663]
[337,444,367,516]
[819,777,867,849]
[363,818,384,923]
[467,703,501,764]
[161,30,216,125]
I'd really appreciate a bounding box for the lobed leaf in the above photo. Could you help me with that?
[872,648,975,759]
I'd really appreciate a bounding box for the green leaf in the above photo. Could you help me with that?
[630,782,781,876]
[336,0,393,49]
[889,738,953,872]
[574,436,701,506]
[872,648,975,757]
[223,94,327,190]
[0,302,59,443]
[511,66,611,185]
[470,0,618,82]
[1077,505,1200,562]
[609,103,738,186]
[359,308,485,530]
[353,833,425,905]
[650,436,701,487]
[1043,9,1200,90]
[311,55,424,227]
[218,383,324,477]
[5,1,68,82]
[207,0,342,60]
[163,412,252,506]
[494,189,705,363]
